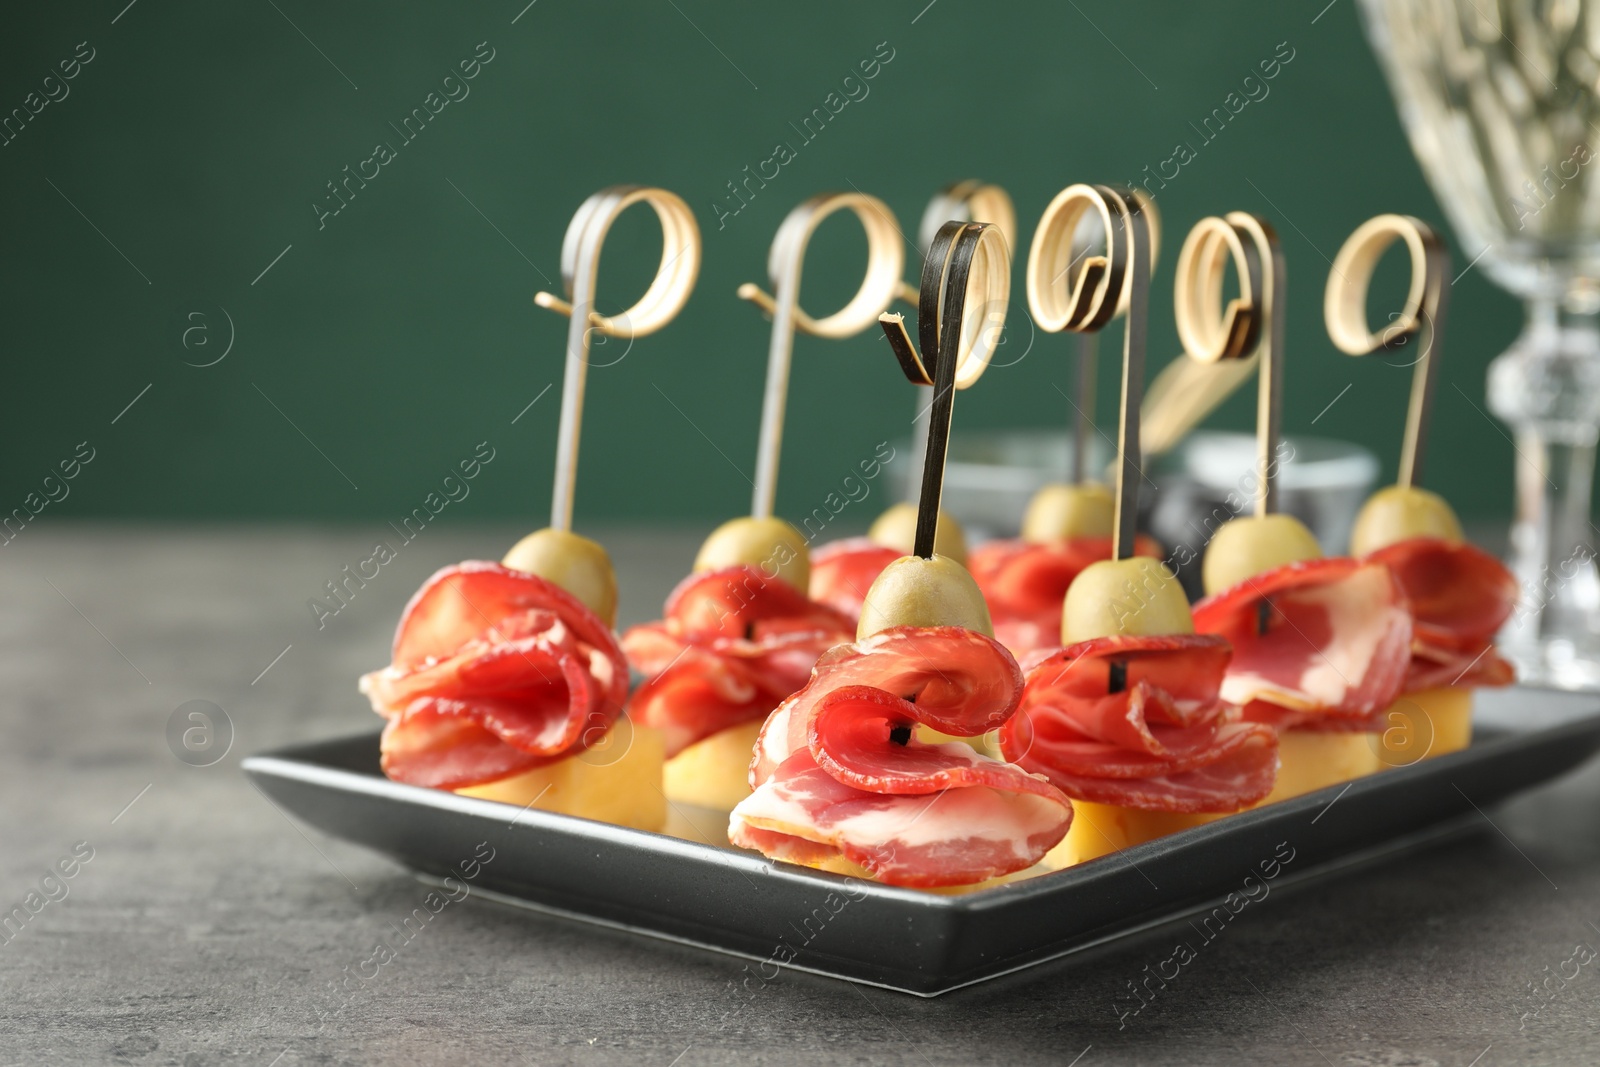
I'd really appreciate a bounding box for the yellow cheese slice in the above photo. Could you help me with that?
[457,719,666,832]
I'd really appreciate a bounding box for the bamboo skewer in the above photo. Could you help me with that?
[1324,215,1450,488]
[1174,212,1286,517]
[880,220,1011,558]
[535,185,700,532]
[736,193,904,520]
[1025,185,1153,559]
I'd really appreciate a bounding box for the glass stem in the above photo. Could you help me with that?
[1498,296,1600,681]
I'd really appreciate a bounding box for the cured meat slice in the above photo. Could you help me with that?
[730,626,1072,886]
[359,562,628,789]
[622,566,853,756]
[730,750,1072,888]
[808,538,903,621]
[1192,558,1412,720]
[1366,537,1517,691]
[1000,634,1277,812]
[969,535,1164,655]
[750,626,1024,784]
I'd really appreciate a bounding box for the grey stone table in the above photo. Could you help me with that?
[3,523,1599,1066]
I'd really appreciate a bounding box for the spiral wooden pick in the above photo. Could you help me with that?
[1324,214,1450,489]
[1026,185,1152,558]
[881,220,1011,558]
[735,192,904,521]
[1028,188,1161,483]
[1174,211,1286,518]
[534,185,700,532]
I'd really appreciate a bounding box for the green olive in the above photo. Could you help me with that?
[868,503,968,564]
[855,554,994,640]
[1022,482,1115,543]
[1062,557,1194,644]
[1349,485,1463,556]
[1201,514,1323,596]
[693,516,810,592]
[503,527,619,627]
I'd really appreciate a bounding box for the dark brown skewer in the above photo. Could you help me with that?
[880,220,1011,559]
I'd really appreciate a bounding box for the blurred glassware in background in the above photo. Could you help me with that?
[901,430,1378,600]
[1359,0,1600,688]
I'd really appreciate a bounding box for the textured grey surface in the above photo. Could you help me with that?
[2,522,1599,1066]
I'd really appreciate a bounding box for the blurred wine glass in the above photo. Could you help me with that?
[1360,0,1600,688]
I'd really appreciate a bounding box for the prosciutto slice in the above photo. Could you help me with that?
[622,566,853,757]
[1191,558,1412,725]
[1366,537,1517,691]
[359,561,628,790]
[730,627,1072,887]
[1000,634,1277,811]
[969,535,1164,655]
[808,538,903,622]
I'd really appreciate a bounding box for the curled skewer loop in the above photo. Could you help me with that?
[1062,187,1164,479]
[1324,214,1449,488]
[737,192,904,338]
[1175,216,1264,364]
[1027,186,1152,557]
[535,185,701,338]
[1175,212,1285,517]
[740,192,904,520]
[880,221,1011,558]
[1027,184,1128,335]
[537,185,701,531]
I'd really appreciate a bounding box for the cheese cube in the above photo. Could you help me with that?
[457,719,666,831]
[1045,800,1219,868]
[1376,686,1473,768]
[663,719,765,811]
[1257,729,1379,806]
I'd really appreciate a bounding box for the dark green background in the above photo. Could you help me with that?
[0,1,1530,531]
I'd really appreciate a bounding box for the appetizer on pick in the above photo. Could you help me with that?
[359,184,702,831]
[627,193,903,809]
[998,186,1273,865]
[1185,212,1411,802]
[1325,215,1517,763]
[360,556,663,830]
[732,614,1071,886]
[733,219,1074,887]
[1192,548,1412,801]
[1002,561,1277,865]
[1358,508,1516,760]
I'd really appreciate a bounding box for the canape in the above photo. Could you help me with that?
[359,183,701,832]
[1001,557,1277,865]
[1321,215,1518,765]
[360,555,666,831]
[1352,488,1517,764]
[1192,539,1412,803]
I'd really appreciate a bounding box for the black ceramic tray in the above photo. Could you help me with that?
[243,685,1600,996]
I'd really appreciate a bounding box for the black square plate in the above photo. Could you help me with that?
[243,686,1600,996]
